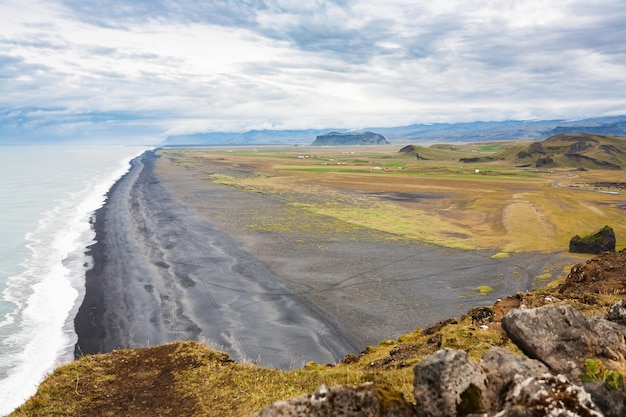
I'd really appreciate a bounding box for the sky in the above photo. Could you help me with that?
[1,0,626,143]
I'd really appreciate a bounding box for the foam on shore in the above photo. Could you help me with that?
[74,151,360,368]
[0,146,146,416]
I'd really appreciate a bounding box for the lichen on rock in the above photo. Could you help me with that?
[250,382,415,417]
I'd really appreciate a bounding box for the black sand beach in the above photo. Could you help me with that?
[75,150,579,368]
[75,151,359,367]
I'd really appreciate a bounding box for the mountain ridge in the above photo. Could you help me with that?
[163,115,626,146]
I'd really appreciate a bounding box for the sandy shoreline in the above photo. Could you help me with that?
[75,150,579,368]
[75,151,360,368]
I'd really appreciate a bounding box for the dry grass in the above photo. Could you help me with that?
[160,144,626,253]
[11,342,415,417]
[12,283,624,416]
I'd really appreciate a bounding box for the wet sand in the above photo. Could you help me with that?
[75,150,579,368]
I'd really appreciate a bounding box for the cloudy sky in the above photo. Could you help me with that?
[1,0,625,143]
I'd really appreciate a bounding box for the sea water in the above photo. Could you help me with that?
[0,144,149,415]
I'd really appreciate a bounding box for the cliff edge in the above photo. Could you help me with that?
[311,131,389,146]
[11,250,626,417]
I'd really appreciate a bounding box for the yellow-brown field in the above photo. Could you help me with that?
[161,142,626,254]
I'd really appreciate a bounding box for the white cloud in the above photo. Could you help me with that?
[1,0,625,142]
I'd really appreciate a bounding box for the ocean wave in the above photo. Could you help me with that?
[0,146,148,416]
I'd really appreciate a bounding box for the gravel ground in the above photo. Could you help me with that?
[153,152,580,349]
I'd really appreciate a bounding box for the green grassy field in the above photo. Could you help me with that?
[160,138,626,253]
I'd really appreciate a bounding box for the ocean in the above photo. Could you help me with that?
[0,144,149,415]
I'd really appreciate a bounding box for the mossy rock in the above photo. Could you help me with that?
[569,225,616,254]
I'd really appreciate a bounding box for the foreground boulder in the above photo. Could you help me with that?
[496,373,602,417]
[250,383,415,417]
[478,347,550,410]
[501,303,626,379]
[569,225,616,254]
[413,349,488,416]
[254,300,626,417]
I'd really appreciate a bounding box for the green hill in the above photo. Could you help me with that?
[511,133,626,169]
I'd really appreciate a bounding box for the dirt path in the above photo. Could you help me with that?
[502,194,555,252]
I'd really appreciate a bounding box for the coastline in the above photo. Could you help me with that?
[74,151,360,368]
[0,145,149,417]
[75,149,580,368]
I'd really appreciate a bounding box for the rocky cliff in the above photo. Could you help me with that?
[254,297,626,416]
[12,251,626,417]
[311,131,389,146]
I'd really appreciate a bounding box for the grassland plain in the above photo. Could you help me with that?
[11,139,626,417]
[158,142,625,254]
[151,143,621,346]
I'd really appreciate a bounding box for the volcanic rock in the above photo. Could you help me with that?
[312,131,389,146]
[569,225,616,254]
[501,304,626,379]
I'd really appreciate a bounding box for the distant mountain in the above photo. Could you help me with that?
[162,116,626,146]
[541,120,626,137]
[370,116,626,142]
[311,131,389,146]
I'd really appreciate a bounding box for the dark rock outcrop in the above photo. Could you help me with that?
[312,131,389,146]
[501,303,626,379]
[399,145,428,160]
[399,145,417,154]
[254,299,626,417]
[459,156,494,163]
[569,225,616,254]
[517,141,546,159]
[535,156,553,167]
[565,153,622,169]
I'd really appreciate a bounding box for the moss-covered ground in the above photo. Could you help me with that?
[12,284,622,416]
